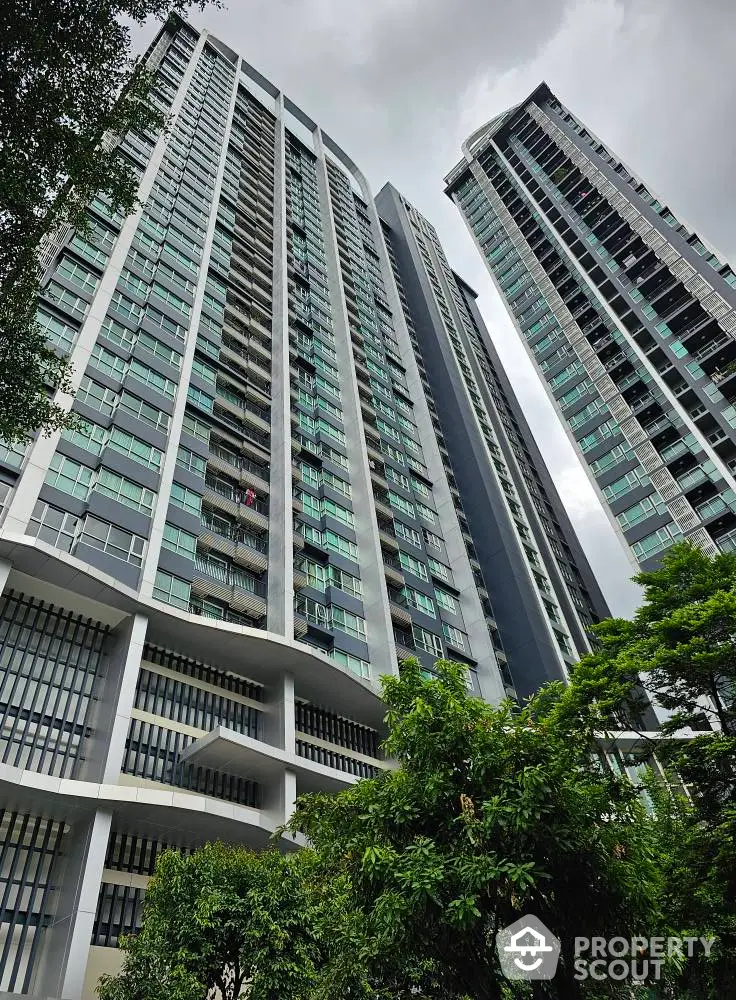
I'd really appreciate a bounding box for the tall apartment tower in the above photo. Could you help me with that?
[0,16,543,998]
[377,184,608,696]
[446,82,736,570]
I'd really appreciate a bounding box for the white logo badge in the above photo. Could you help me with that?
[496,914,561,980]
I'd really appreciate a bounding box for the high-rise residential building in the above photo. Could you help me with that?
[377,184,608,696]
[0,17,537,998]
[446,82,736,570]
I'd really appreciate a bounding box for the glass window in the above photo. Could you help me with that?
[416,501,436,524]
[36,309,77,353]
[176,445,206,476]
[427,557,451,582]
[170,481,202,516]
[130,359,177,399]
[55,255,99,293]
[28,501,79,551]
[602,468,649,502]
[119,267,148,298]
[328,565,362,598]
[410,476,432,498]
[589,442,635,477]
[317,418,345,445]
[442,622,466,651]
[162,522,197,559]
[423,529,443,550]
[95,468,156,513]
[330,606,366,640]
[191,358,216,383]
[101,316,136,350]
[151,282,190,316]
[404,586,435,617]
[63,418,107,455]
[139,331,182,369]
[330,648,370,680]
[109,427,163,470]
[153,569,191,610]
[119,390,170,432]
[79,515,146,565]
[46,453,93,499]
[388,491,415,518]
[322,497,354,527]
[324,529,358,560]
[631,523,683,560]
[435,587,458,614]
[90,343,126,381]
[395,521,421,547]
[109,291,142,322]
[616,494,667,531]
[398,550,428,580]
[182,411,210,442]
[412,624,443,656]
[385,466,410,490]
[146,305,186,341]
[0,441,27,470]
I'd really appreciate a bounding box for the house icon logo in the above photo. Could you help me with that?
[496,914,561,980]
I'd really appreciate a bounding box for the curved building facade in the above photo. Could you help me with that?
[0,15,513,998]
[0,28,614,999]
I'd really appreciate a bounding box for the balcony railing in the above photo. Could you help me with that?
[201,513,268,553]
[217,386,271,423]
[715,527,736,553]
[210,443,270,483]
[205,474,269,515]
[195,555,267,596]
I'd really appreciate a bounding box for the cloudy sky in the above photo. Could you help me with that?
[136,0,736,616]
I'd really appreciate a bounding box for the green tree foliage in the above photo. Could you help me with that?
[100,545,736,1000]
[564,542,736,996]
[96,843,325,1000]
[0,0,214,442]
[288,658,665,999]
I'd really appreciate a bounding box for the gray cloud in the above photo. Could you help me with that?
[137,0,736,615]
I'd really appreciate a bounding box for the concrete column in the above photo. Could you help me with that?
[312,132,396,681]
[266,94,294,636]
[80,612,148,784]
[0,558,12,596]
[261,672,296,826]
[34,809,112,1000]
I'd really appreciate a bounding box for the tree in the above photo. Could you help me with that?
[288,658,666,999]
[96,843,326,1000]
[0,0,215,442]
[563,542,736,996]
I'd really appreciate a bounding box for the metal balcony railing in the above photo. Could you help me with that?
[195,555,266,596]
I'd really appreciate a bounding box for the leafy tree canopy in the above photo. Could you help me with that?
[288,658,665,999]
[97,843,325,1000]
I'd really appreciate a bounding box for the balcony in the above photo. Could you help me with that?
[715,526,736,553]
[695,493,736,522]
[195,554,267,596]
[209,444,270,491]
[382,553,405,587]
[658,438,692,464]
[393,627,416,662]
[676,465,712,493]
[692,335,731,363]
[200,512,268,553]
[216,385,271,425]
